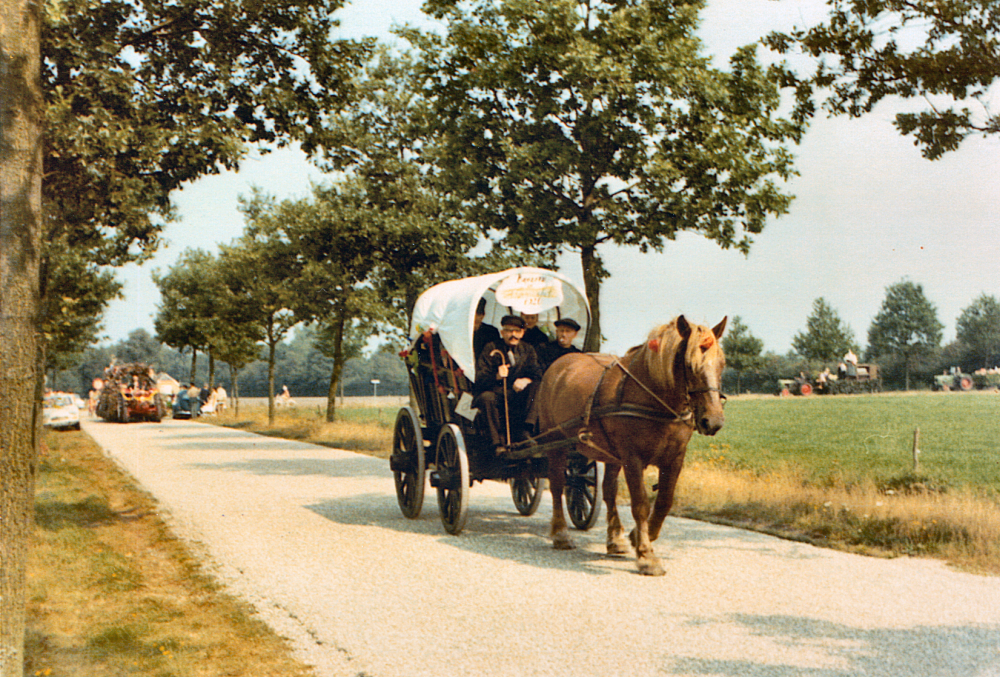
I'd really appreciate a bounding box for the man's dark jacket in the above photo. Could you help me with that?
[474,341,543,396]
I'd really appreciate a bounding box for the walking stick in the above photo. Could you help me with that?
[490,349,512,448]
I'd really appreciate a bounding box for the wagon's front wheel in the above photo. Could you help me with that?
[435,424,469,535]
[566,455,602,530]
[391,407,425,519]
[511,475,544,516]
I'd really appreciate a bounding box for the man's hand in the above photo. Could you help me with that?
[498,364,509,379]
[513,377,532,392]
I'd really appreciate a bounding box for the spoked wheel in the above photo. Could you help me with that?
[510,475,544,516]
[435,424,470,535]
[566,455,602,530]
[391,407,426,519]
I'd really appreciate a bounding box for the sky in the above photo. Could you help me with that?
[101,0,1000,358]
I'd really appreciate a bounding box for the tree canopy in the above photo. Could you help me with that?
[404,0,809,349]
[867,280,943,388]
[37,0,373,370]
[792,298,857,362]
[956,293,1000,369]
[765,0,1000,159]
[721,316,765,393]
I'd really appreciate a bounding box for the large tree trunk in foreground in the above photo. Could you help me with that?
[1,0,43,672]
[325,313,346,423]
[580,244,604,353]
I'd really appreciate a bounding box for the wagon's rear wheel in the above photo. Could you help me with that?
[435,424,469,535]
[391,407,426,519]
[510,475,544,516]
[566,455,602,530]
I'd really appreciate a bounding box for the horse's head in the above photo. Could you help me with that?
[677,315,727,435]
[645,316,727,436]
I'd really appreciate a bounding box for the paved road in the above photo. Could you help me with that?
[83,418,1000,677]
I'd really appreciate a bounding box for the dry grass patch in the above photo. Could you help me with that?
[27,430,317,677]
[214,405,395,457]
[671,457,1000,574]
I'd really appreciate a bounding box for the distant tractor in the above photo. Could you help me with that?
[95,362,167,422]
[778,363,881,396]
[825,363,881,395]
[939,369,1000,391]
[933,370,975,391]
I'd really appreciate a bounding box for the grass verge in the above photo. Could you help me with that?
[27,429,317,677]
[213,393,1000,575]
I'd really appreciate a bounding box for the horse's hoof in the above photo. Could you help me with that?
[637,557,665,577]
[606,539,630,556]
[552,533,575,550]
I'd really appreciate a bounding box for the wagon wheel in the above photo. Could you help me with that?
[435,424,470,535]
[510,475,544,516]
[391,407,426,519]
[566,455,602,530]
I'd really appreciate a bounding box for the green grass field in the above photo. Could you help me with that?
[687,391,1000,494]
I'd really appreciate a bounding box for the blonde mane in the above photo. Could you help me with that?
[641,317,723,391]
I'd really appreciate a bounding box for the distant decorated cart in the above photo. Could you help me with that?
[391,267,602,535]
[95,362,167,422]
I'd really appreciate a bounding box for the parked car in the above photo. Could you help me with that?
[43,392,81,430]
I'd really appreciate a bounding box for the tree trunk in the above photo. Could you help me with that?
[189,348,198,384]
[207,351,215,390]
[229,363,239,419]
[267,333,277,427]
[326,313,345,423]
[580,244,604,352]
[1,0,43,671]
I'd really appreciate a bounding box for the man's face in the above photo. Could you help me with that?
[521,313,538,328]
[501,324,524,347]
[555,325,578,348]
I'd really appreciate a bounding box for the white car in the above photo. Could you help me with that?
[43,392,81,430]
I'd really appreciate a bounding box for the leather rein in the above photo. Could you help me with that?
[584,338,726,429]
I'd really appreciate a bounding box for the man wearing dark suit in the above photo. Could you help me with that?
[474,315,542,453]
[473,297,501,361]
[538,318,582,372]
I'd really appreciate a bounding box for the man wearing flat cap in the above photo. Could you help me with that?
[538,318,582,372]
[474,315,543,453]
[473,297,501,361]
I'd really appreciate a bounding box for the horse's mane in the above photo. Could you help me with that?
[639,317,723,391]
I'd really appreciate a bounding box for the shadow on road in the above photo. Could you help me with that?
[671,614,1000,676]
[303,489,832,578]
[185,456,387,480]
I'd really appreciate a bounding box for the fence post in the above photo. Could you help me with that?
[912,427,920,473]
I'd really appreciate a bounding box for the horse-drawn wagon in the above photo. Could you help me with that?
[390,267,602,536]
[392,267,729,576]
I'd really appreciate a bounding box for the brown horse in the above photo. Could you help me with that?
[536,316,727,576]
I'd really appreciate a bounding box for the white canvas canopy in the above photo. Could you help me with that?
[410,267,591,376]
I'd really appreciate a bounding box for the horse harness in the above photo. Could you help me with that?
[545,339,725,462]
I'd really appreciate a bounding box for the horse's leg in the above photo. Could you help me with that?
[548,449,573,550]
[603,463,629,556]
[648,451,686,542]
[621,461,665,576]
